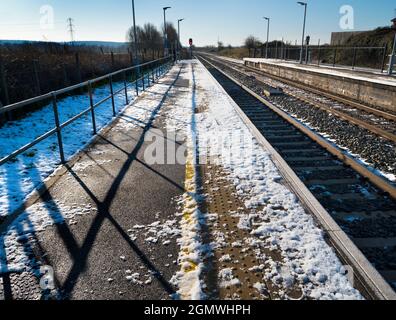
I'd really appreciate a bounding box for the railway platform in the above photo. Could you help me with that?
[243,58,396,86]
[0,59,393,301]
[243,57,396,113]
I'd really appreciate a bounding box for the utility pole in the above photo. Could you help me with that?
[178,18,184,61]
[67,18,75,43]
[163,7,171,57]
[297,2,307,64]
[131,0,140,83]
[264,17,270,59]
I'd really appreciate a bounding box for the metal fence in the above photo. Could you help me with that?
[0,56,173,167]
[0,51,137,106]
[250,44,390,72]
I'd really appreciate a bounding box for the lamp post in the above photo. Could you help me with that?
[131,0,139,69]
[163,6,171,56]
[178,18,184,60]
[297,2,307,64]
[263,17,270,59]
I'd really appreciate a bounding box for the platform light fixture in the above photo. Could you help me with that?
[131,0,139,70]
[163,6,171,55]
[297,1,308,64]
[263,17,270,59]
[178,18,185,59]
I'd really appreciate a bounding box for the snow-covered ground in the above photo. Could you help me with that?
[168,60,362,300]
[214,55,244,65]
[0,60,363,300]
[0,69,166,218]
[244,58,396,87]
[0,65,175,275]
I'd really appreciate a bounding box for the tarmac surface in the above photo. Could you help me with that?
[0,67,188,300]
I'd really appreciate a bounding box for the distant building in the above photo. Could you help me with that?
[330,31,367,45]
[392,17,396,29]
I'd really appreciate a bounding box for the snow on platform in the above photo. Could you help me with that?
[0,76,154,218]
[0,60,363,300]
[244,58,396,87]
[168,60,362,299]
[0,66,187,300]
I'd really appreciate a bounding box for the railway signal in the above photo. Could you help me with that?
[188,39,193,59]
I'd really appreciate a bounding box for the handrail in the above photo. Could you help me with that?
[0,56,174,167]
[0,56,171,114]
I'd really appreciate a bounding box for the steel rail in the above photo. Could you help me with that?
[197,54,396,300]
[212,56,396,141]
[208,54,396,122]
[285,90,396,143]
[241,61,396,122]
[198,55,396,200]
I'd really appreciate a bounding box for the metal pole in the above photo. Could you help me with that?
[178,20,180,60]
[178,19,184,60]
[264,17,270,59]
[124,71,129,104]
[388,32,396,75]
[381,43,388,73]
[298,2,307,64]
[52,93,65,164]
[317,39,321,66]
[163,7,171,56]
[164,10,167,55]
[131,0,140,78]
[88,81,97,135]
[109,75,116,116]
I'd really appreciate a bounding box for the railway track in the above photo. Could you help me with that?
[196,54,396,300]
[200,54,396,186]
[221,56,396,125]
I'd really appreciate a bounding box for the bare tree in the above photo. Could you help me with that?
[127,25,144,57]
[140,23,163,59]
[163,22,179,52]
[244,36,260,49]
[244,36,262,57]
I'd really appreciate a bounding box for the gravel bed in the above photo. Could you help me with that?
[362,247,396,270]
[341,217,396,238]
[206,57,396,179]
[201,55,396,291]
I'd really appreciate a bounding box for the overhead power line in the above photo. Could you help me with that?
[67,18,75,43]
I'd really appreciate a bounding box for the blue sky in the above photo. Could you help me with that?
[0,0,394,46]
